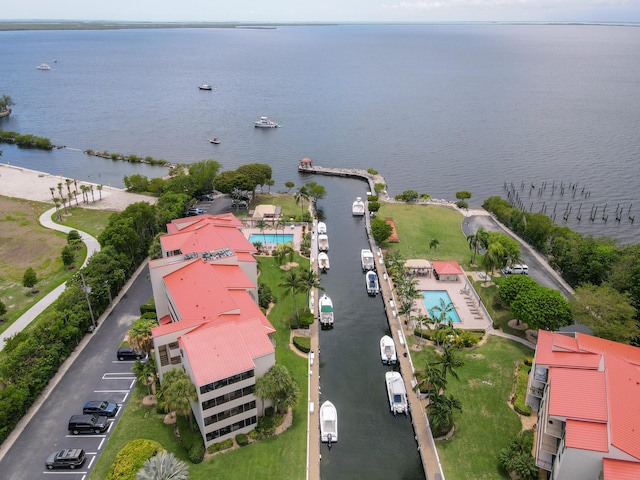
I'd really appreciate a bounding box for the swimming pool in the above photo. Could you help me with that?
[421,290,461,323]
[248,233,294,244]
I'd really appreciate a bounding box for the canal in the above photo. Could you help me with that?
[316,176,425,480]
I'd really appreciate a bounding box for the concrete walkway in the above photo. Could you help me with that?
[0,208,100,349]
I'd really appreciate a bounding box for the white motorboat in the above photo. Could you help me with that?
[366,270,380,296]
[361,249,375,272]
[254,116,280,128]
[380,335,397,365]
[385,371,408,416]
[317,222,327,235]
[320,400,338,447]
[199,84,213,90]
[318,252,330,273]
[352,197,365,216]
[209,138,221,144]
[319,294,334,330]
[318,234,329,252]
[37,63,51,70]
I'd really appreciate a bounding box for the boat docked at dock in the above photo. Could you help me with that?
[361,249,375,272]
[366,270,380,296]
[380,335,397,365]
[352,197,365,216]
[385,371,408,416]
[320,400,338,447]
[317,222,327,234]
[318,234,329,252]
[318,252,330,273]
[319,294,334,330]
[254,116,280,128]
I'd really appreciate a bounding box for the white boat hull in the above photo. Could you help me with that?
[318,234,329,252]
[320,401,338,445]
[380,335,397,365]
[385,371,408,416]
[361,249,375,272]
[319,294,334,330]
[317,222,327,234]
[366,271,380,296]
[318,253,330,273]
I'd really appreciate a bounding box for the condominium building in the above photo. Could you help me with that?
[526,330,640,480]
[149,214,276,446]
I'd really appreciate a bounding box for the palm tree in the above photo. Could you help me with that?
[254,364,300,414]
[279,269,303,325]
[65,178,73,198]
[162,369,197,431]
[414,362,446,398]
[429,297,455,338]
[97,184,103,200]
[127,318,157,355]
[53,197,62,221]
[297,267,323,312]
[427,391,462,436]
[132,355,157,396]
[482,242,505,283]
[429,238,440,252]
[256,219,268,244]
[398,299,415,329]
[89,184,95,203]
[467,226,488,264]
[73,179,79,204]
[49,186,55,202]
[435,344,464,383]
[294,185,309,218]
[136,452,189,480]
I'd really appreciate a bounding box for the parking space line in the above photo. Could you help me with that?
[65,434,106,438]
[98,438,105,450]
[43,471,88,475]
[88,456,96,469]
[129,378,136,388]
[94,390,130,393]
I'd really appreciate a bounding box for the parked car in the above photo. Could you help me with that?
[197,194,213,201]
[116,346,147,361]
[83,400,119,417]
[186,207,204,216]
[68,414,109,434]
[45,448,86,469]
[501,264,529,275]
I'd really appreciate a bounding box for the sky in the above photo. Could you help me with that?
[2,0,640,23]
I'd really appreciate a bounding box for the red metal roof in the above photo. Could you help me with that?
[180,318,274,386]
[431,261,463,275]
[606,353,640,459]
[565,419,609,452]
[603,458,640,480]
[534,330,601,369]
[548,367,608,422]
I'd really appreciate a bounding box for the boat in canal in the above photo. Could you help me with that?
[352,197,365,216]
[320,400,338,447]
[318,252,330,273]
[385,371,408,416]
[319,294,334,330]
[366,270,380,296]
[317,221,327,234]
[380,335,397,365]
[318,234,329,252]
[361,249,375,272]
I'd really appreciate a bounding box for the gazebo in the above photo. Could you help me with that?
[405,259,432,276]
[298,157,313,170]
[431,261,463,281]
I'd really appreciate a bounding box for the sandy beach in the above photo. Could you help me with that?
[0,163,156,211]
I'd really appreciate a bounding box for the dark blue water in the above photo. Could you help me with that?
[1,24,639,244]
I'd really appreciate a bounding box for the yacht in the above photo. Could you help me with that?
[320,400,338,447]
[37,64,51,70]
[352,197,365,216]
[254,116,280,128]
[366,270,380,296]
[199,84,213,90]
[361,249,375,272]
[318,234,329,252]
[317,222,327,235]
[209,138,221,144]
[380,335,397,365]
[319,294,334,330]
[318,252,330,273]
[385,371,408,416]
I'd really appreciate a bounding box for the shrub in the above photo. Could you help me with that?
[367,195,379,202]
[299,311,314,327]
[255,410,284,439]
[367,168,378,175]
[206,438,233,454]
[141,311,157,320]
[374,182,386,193]
[524,357,533,366]
[139,299,156,315]
[293,336,311,353]
[513,364,532,416]
[106,439,163,480]
[456,200,468,209]
[236,433,250,446]
[188,442,205,464]
[368,201,381,213]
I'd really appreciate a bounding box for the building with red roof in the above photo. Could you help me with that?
[431,261,463,282]
[527,330,640,479]
[149,213,276,446]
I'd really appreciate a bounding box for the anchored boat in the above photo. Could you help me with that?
[320,400,338,448]
[318,252,330,273]
[318,234,329,252]
[366,270,380,296]
[361,249,375,272]
[380,335,397,365]
[385,371,408,416]
[319,294,334,330]
[352,197,365,216]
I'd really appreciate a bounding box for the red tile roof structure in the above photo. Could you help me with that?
[431,261,463,275]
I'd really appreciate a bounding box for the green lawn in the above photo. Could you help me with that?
[378,202,473,268]
[52,206,115,238]
[90,255,309,480]
[421,336,534,479]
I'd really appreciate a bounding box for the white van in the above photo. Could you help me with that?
[501,264,529,275]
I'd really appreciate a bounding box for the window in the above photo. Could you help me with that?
[206,416,257,441]
[201,385,255,411]
[199,370,254,395]
[203,401,256,426]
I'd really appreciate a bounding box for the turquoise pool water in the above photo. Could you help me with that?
[421,290,461,323]
[248,233,294,244]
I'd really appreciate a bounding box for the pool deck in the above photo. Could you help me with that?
[409,274,492,331]
[243,226,303,252]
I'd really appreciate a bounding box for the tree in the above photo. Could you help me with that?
[434,344,464,382]
[279,269,303,324]
[128,317,158,354]
[265,178,275,193]
[499,431,537,480]
[256,219,268,243]
[455,191,472,201]
[61,245,75,268]
[0,300,7,319]
[371,218,393,244]
[236,163,272,198]
[570,283,638,343]
[285,181,294,193]
[511,286,573,331]
[0,95,15,112]
[498,274,539,307]
[254,364,300,414]
[429,297,456,336]
[297,267,323,312]
[426,391,462,436]
[188,160,221,195]
[467,226,488,264]
[481,242,505,283]
[162,369,197,431]
[414,362,446,398]
[399,189,419,202]
[294,185,309,217]
[136,452,189,480]
[429,238,440,252]
[304,181,326,204]
[23,267,38,289]
[132,356,157,396]
[67,229,82,248]
[97,184,103,200]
